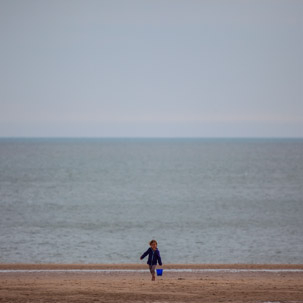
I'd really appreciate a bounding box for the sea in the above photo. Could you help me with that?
[0,138,302,264]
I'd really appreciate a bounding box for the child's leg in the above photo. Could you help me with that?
[149,265,156,281]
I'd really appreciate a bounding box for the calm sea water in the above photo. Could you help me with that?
[0,138,302,264]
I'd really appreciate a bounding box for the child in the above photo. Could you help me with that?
[140,240,162,281]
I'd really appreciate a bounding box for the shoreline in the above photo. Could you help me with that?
[1,263,303,270]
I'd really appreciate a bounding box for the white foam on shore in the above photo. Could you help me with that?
[1,269,303,273]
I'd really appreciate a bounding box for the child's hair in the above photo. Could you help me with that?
[149,240,157,246]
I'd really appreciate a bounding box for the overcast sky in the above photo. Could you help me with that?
[0,0,302,137]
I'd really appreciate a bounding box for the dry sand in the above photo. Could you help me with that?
[0,264,302,302]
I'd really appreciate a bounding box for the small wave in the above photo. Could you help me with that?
[1,268,303,273]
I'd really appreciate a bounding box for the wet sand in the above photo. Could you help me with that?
[0,264,302,302]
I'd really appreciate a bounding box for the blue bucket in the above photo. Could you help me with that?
[156,269,163,276]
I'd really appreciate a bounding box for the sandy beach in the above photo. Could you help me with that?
[0,264,302,302]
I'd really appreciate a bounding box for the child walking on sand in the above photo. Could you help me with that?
[140,240,162,281]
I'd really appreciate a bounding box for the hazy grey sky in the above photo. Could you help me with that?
[0,0,302,137]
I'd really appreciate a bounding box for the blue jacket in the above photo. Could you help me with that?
[140,247,162,266]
